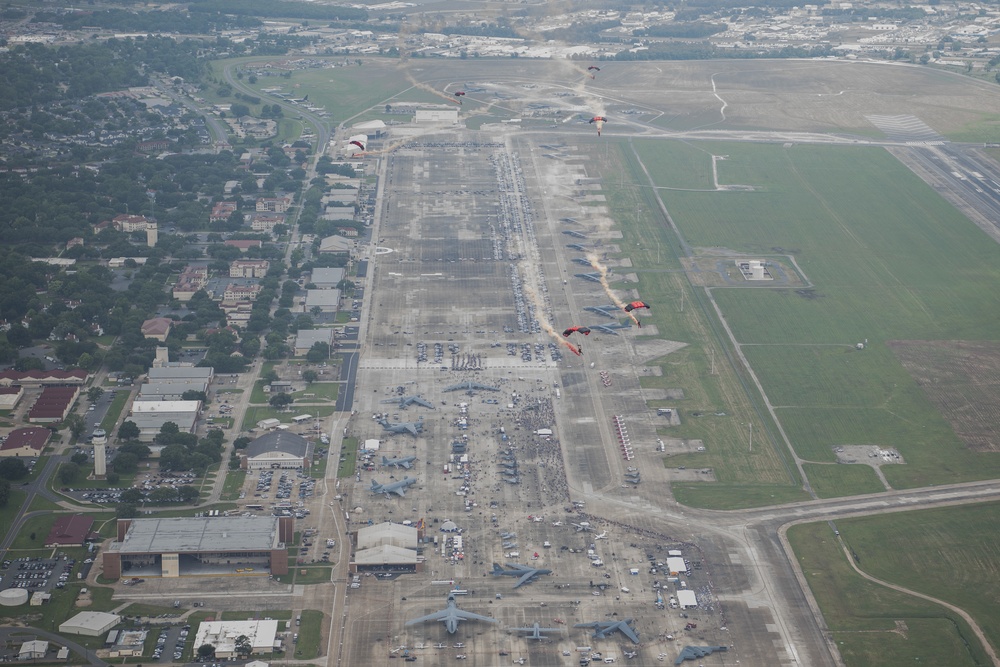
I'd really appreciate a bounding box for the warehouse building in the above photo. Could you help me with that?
[304,289,341,313]
[44,514,96,547]
[104,516,293,580]
[147,366,214,385]
[243,432,313,470]
[293,328,336,356]
[128,400,201,441]
[310,267,346,289]
[60,611,121,637]
[27,386,79,423]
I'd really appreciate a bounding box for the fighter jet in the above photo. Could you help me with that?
[499,461,518,470]
[500,532,516,539]
[573,618,640,644]
[502,475,521,485]
[491,563,552,589]
[382,455,417,470]
[510,622,563,640]
[405,594,498,634]
[369,476,417,498]
[379,418,424,437]
[381,395,435,410]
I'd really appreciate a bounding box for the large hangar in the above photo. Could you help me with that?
[104,516,293,579]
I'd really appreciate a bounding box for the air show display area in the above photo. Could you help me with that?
[789,502,1000,666]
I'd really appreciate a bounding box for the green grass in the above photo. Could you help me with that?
[250,381,269,404]
[293,382,340,402]
[10,513,58,549]
[292,565,332,585]
[296,609,324,659]
[788,517,991,666]
[627,139,1000,494]
[28,495,62,512]
[801,463,886,498]
[0,582,116,641]
[309,454,328,479]
[220,470,246,501]
[121,602,181,617]
[0,490,27,539]
[221,609,293,620]
[241,405,336,430]
[336,437,358,478]
[672,483,809,509]
[101,390,130,431]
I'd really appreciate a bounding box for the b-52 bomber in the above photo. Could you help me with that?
[382,455,417,470]
[509,622,563,640]
[491,562,552,589]
[369,476,417,498]
[573,618,640,644]
[405,594,498,634]
[583,304,621,319]
[379,418,424,436]
[381,395,435,410]
[588,322,633,335]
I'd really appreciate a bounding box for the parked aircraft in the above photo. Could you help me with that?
[594,531,608,540]
[405,594,498,634]
[370,476,417,498]
[510,622,563,640]
[584,305,621,319]
[573,618,640,644]
[443,380,500,393]
[381,395,435,410]
[382,455,417,470]
[491,563,553,589]
[589,322,633,335]
[572,522,594,532]
[379,418,424,436]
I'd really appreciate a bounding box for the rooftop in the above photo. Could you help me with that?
[113,516,282,554]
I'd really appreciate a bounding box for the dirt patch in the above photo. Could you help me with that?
[888,340,1000,452]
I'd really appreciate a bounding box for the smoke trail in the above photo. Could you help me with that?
[522,276,582,356]
[587,252,640,326]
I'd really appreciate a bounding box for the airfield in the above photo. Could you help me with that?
[217,57,1000,666]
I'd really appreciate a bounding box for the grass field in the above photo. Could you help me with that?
[623,138,1000,496]
[336,437,359,478]
[292,565,332,585]
[293,382,340,402]
[241,405,336,431]
[297,609,325,660]
[788,509,996,666]
[801,463,885,498]
[220,470,246,501]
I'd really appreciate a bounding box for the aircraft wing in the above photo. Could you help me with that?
[398,460,412,469]
[390,485,408,497]
[453,609,497,624]
[589,325,618,335]
[616,622,640,644]
[403,423,420,436]
[405,609,449,626]
[505,563,532,571]
[512,571,538,588]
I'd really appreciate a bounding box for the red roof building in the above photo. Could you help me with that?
[45,514,96,547]
[0,370,88,387]
[27,386,79,423]
[0,427,50,457]
[224,240,262,253]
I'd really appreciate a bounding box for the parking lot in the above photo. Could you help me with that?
[0,556,81,595]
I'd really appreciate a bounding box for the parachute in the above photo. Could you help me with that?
[562,326,591,338]
[587,65,600,79]
[453,91,465,105]
[349,140,366,152]
[589,116,608,137]
[623,301,650,313]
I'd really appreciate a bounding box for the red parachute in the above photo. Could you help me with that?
[562,326,591,338]
[623,301,650,313]
[453,91,465,105]
[349,140,365,151]
[589,116,608,136]
[587,65,600,79]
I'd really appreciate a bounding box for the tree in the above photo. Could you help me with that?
[116,502,139,519]
[113,452,139,474]
[233,436,252,450]
[306,341,329,363]
[0,458,28,480]
[0,479,9,507]
[234,635,252,658]
[121,488,144,504]
[197,645,216,660]
[181,390,208,402]
[87,386,105,403]
[65,413,86,440]
[302,370,318,384]
[119,420,141,441]
[71,452,89,466]
[269,392,293,409]
[58,462,80,485]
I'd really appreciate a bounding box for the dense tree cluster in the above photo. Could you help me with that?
[188,0,367,22]
[32,8,261,33]
[157,423,226,473]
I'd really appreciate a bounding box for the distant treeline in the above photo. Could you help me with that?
[187,0,367,22]
[639,22,727,39]
[821,7,926,20]
[614,42,835,60]
[32,8,261,33]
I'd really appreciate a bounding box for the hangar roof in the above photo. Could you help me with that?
[112,516,281,554]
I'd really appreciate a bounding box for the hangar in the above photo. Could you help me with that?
[350,521,422,574]
[243,431,313,470]
[60,611,121,636]
[128,400,200,441]
[0,427,49,457]
[103,516,293,579]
